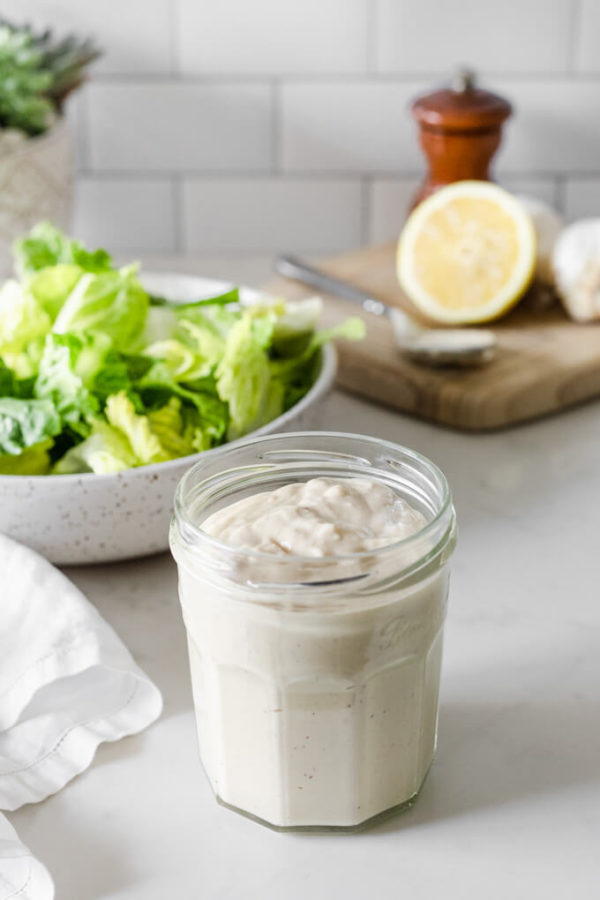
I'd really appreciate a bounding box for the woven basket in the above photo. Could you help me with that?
[0,118,74,277]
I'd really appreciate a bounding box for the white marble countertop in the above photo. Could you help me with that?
[9,256,600,898]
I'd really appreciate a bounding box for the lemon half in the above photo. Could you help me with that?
[397,181,536,324]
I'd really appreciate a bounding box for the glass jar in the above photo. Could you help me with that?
[170,432,456,831]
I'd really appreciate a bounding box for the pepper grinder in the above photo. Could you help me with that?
[410,69,512,209]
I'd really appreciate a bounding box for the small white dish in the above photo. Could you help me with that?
[0,273,336,565]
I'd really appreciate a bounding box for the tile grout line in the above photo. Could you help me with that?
[87,71,600,84]
[168,0,181,76]
[366,0,379,74]
[271,81,281,174]
[566,0,583,72]
[555,174,567,216]
[74,169,600,181]
[172,174,184,254]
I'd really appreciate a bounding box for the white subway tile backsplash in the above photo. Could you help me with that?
[73,178,176,253]
[574,0,600,73]
[375,0,572,74]
[177,0,369,75]
[281,82,425,173]
[87,83,272,173]
[182,178,362,252]
[2,0,173,75]
[4,0,600,255]
[367,179,420,244]
[495,81,600,173]
[281,77,600,178]
[499,177,559,209]
[564,179,600,221]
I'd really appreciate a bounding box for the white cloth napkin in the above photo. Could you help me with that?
[0,533,163,899]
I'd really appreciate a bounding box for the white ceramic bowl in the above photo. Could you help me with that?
[0,274,336,565]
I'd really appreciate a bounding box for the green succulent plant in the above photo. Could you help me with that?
[0,20,100,137]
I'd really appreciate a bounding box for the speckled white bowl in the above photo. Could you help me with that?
[0,274,336,565]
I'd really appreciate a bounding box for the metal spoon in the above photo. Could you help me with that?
[274,255,497,367]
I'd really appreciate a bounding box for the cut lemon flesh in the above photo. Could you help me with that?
[397,181,536,324]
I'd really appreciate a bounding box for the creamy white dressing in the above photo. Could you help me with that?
[201,477,427,557]
[174,475,451,829]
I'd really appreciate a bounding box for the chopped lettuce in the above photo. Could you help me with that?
[35,334,99,431]
[137,360,228,448]
[14,222,112,276]
[53,265,148,350]
[54,392,175,474]
[26,264,83,320]
[0,397,61,455]
[1,224,364,475]
[105,392,168,465]
[147,398,195,458]
[0,281,51,363]
[216,308,279,439]
[53,420,137,474]
[0,440,52,474]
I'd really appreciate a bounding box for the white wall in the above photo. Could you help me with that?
[5,0,600,255]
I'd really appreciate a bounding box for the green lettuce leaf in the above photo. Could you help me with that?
[0,360,19,396]
[0,397,61,455]
[138,360,228,448]
[270,296,323,357]
[105,392,169,465]
[0,280,51,373]
[149,287,239,309]
[53,265,149,350]
[14,222,112,276]
[0,440,52,475]
[147,397,196,457]
[34,334,99,430]
[141,305,178,347]
[26,263,83,320]
[143,339,209,382]
[0,361,35,399]
[53,420,137,474]
[54,390,186,474]
[270,316,365,412]
[142,306,225,381]
[215,308,282,439]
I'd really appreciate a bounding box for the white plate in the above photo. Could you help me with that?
[0,273,336,564]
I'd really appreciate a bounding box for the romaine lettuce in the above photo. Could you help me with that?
[26,264,83,320]
[53,420,137,474]
[14,221,112,276]
[53,265,148,350]
[35,334,99,431]
[0,440,52,474]
[0,281,51,367]
[1,225,364,475]
[0,397,61,455]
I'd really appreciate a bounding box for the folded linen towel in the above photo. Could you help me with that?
[0,533,163,899]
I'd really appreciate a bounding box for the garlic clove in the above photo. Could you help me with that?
[552,219,600,322]
[515,195,564,286]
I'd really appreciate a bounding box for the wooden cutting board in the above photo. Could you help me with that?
[263,242,600,431]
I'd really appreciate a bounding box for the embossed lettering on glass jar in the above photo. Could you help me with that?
[170,433,456,832]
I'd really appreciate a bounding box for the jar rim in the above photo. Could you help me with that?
[172,431,454,570]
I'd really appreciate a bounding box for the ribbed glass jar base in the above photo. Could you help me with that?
[215,780,427,833]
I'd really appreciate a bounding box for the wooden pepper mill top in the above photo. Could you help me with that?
[410,69,512,209]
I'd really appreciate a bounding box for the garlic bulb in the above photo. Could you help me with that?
[515,195,563,285]
[552,219,600,322]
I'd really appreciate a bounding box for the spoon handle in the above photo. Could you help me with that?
[274,254,390,318]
